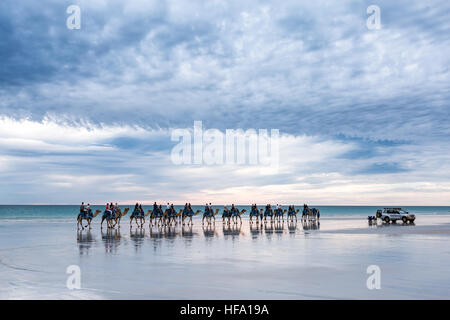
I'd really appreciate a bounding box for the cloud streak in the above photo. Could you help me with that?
[0,0,449,204]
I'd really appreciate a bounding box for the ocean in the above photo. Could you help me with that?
[1,205,449,221]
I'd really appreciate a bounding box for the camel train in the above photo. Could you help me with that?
[77,202,320,229]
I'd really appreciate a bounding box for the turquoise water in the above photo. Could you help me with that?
[0,205,449,220]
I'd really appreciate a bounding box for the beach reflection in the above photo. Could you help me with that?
[249,222,263,239]
[302,220,320,231]
[223,223,243,239]
[101,229,121,254]
[376,221,416,228]
[287,221,297,235]
[77,219,311,254]
[77,229,94,256]
[202,224,217,238]
[130,227,145,252]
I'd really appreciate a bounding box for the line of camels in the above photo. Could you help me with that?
[77,206,320,230]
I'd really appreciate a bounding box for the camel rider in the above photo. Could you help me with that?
[109,202,115,218]
[251,204,258,216]
[105,203,112,218]
[153,202,158,215]
[231,204,238,215]
[170,204,175,216]
[86,203,92,218]
[223,205,230,217]
[80,202,86,218]
[204,203,211,216]
[265,204,272,216]
[139,204,144,217]
[288,205,294,215]
[132,203,139,217]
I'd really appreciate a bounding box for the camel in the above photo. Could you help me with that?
[287,209,300,221]
[222,209,232,224]
[273,208,284,221]
[249,208,262,223]
[264,207,274,221]
[148,208,164,226]
[130,209,150,228]
[166,209,183,226]
[231,209,246,224]
[182,209,201,225]
[149,208,176,226]
[302,207,319,221]
[101,208,127,229]
[77,209,101,230]
[111,208,129,228]
[222,208,246,224]
[202,208,219,225]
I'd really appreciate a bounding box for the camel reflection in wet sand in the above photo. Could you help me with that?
[101,228,122,254]
[302,220,320,231]
[223,223,244,239]
[78,219,319,255]
[202,224,218,238]
[77,229,95,255]
[130,227,146,251]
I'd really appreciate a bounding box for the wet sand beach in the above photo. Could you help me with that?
[1,214,450,299]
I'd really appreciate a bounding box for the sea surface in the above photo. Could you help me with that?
[1,205,450,299]
[1,205,449,221]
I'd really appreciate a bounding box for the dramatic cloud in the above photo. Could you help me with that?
[0,0,449,204]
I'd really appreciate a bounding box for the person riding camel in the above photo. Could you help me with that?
[105,203,112,218]
[231,204,238,215]
[132,203,139,217]
[80,202,86,218]
[288,205,295,215]
[86,203,92,218]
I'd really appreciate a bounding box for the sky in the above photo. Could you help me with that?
[0,0,449,205]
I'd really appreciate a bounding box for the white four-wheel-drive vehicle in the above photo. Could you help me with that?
[376,208,415,223]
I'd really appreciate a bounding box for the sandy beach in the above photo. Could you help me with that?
[1,212,450,300]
